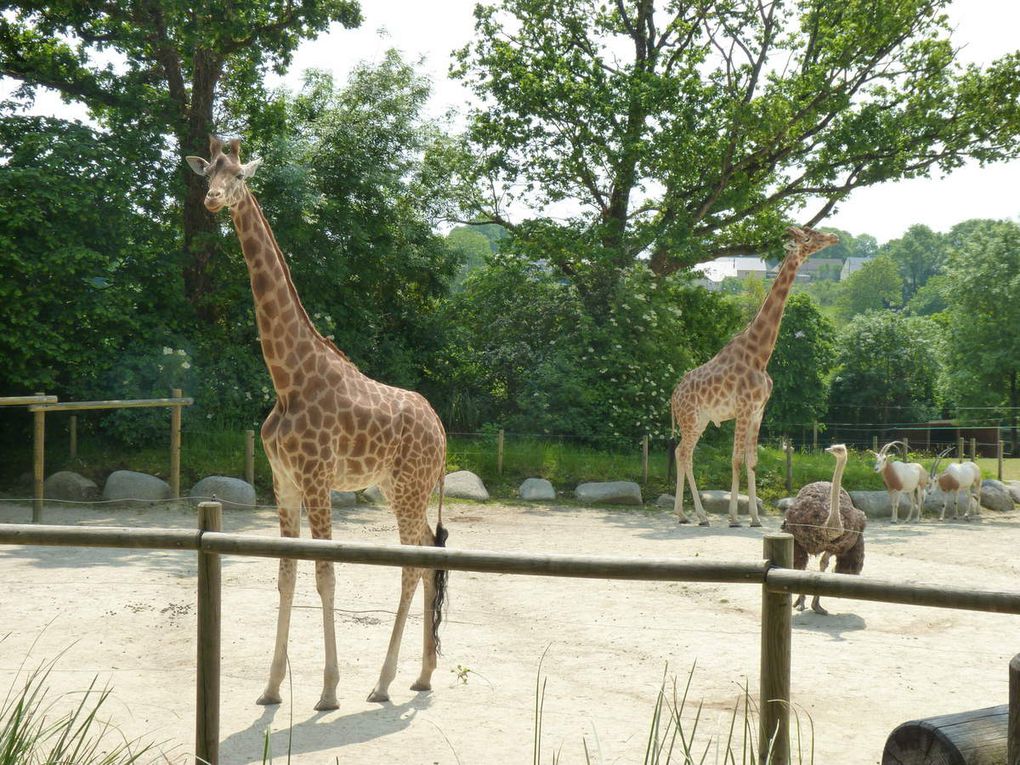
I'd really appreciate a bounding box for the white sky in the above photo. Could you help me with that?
[4,0,1019,245]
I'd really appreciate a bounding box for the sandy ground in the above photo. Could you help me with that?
[1,497,1019,765]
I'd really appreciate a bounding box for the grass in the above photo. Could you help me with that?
[0,639,164,765]
[4,419,1017,506]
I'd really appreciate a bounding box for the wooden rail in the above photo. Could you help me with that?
[0,395,58,406]
[26,392,193,520]
[0,518,1018,764]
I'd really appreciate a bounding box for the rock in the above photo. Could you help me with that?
[361,485,386,504]
[775,497,795,512]
[980,479,1014,513]
[444,470,489,501]
[697,490,765,516]
[575,481,642,506]
[519,478,555,501]
[849,490,912,519]
[189,476,256,509]
[1004,480,1020,505]
[44,471,99,502]
[102,470,171,504]
[655,493,676,509]
[923,487,969,517]
[331,491,357,508]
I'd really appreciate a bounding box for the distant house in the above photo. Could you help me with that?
[693,256,769,282]
[840,257,869,281]
[798,257,843,281]
[732,257,769,280]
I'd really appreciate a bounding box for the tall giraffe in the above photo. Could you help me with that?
[186,137,449,709]
[670,226,838,527]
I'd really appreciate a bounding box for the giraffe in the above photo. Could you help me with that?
[186,136,449,709]
[669,226,839,527]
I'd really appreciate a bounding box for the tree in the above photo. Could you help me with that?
[452,0,1020,306]
[763,293,836,438]
[0,0,361,318]
[828,311,943,427]
[816,228,879,262]
[880,224,948,302]
[940,220,1020,449]
[835,254,903,320]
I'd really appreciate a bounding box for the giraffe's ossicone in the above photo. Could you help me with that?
[186,136,449,709]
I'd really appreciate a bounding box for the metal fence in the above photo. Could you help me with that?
[1,504,1019,765]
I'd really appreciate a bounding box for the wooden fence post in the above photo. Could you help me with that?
[1010,654,1020,765]
[999,440,1005,482]
[245,429,255,487]
[784,441,793,494]
[970,437,977,461]
[958,436,965,462]
[33,392,45,523]
[196,501,222,765]
[760,533,793,765]
[812,421,818,452]
[497,429,505,476]
[872,435,879,453]
[903,436,910,455]
[69,415,77,460]
[642,435,649,484]
[170,388,182,499]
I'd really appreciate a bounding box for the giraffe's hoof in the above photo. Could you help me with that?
[750,521,762,528]
[410,680,432,692]
[729,522,741,528]
[256,692,282,706]
[698,520,710,527]
[366,689,390,703]
[812,605,829,616]
[678,518,690,525]
[314,696,339,712]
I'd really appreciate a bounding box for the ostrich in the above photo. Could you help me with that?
[781,444,867,615]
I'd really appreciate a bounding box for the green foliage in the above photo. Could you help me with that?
[437,256,740,439]
[835,255,903,321]
[828,311,943,425]
[880,224,948,302]
[453,0,1020,299]
[940,220,1020,422]
[764,294,837,434]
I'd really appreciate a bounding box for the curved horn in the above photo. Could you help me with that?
[877,440,904,458]
[208,135,224,156]
[930,445,954,478]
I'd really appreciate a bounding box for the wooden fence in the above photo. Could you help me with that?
[1,510,1019,764]
[4,391,194,521]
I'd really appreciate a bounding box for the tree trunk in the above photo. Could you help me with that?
[1010,370,1018,455]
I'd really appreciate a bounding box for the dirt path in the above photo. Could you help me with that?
[1,499,1018,764]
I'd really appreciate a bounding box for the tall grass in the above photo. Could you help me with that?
[0,641,163,764]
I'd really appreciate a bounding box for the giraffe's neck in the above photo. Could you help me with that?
[230,190,340,392]
[740,249,804,368]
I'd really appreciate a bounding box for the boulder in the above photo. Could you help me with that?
[44,471,99,502]
[444,470,489,501]
[519,478,555,501]
[655,493,676,510]
[188,476,256,509]
[848,490,912,519]
[575,481,642,506]
[102,470,171,504]
[331,491,358,508]
[697,490,765,516]
[980,479,1015,513]
[1004,480,1020,505]
[923,487,970,517]
[361,485,386,504]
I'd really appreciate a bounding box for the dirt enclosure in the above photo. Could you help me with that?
[1,497,1018,764]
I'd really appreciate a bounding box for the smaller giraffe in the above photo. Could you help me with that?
[670,226,838,527]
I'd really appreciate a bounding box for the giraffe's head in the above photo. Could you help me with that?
[185,136,262,213]
[784,226,838,260]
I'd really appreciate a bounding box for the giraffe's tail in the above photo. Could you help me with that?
[431,465,449,656]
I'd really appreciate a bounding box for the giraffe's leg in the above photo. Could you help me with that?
[257,480,301,707]
[411,556,438,693]
[306,483,340,712]
[728,416,750,527]
[673,443,690,524]
[744,410,764,527]
[675,418,708,525]
[368,565,420,703]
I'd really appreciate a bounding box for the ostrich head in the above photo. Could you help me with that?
[825,443,848,460]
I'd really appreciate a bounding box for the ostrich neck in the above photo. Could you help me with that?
[825,457,847,534]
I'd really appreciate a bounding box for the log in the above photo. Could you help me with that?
[882,705,1007,764]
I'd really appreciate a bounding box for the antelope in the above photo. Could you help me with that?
[926,448,983,521]
[871,440,928,523]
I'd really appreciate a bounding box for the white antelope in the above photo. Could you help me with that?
[871,440,928,523]
[926,448,983,521]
